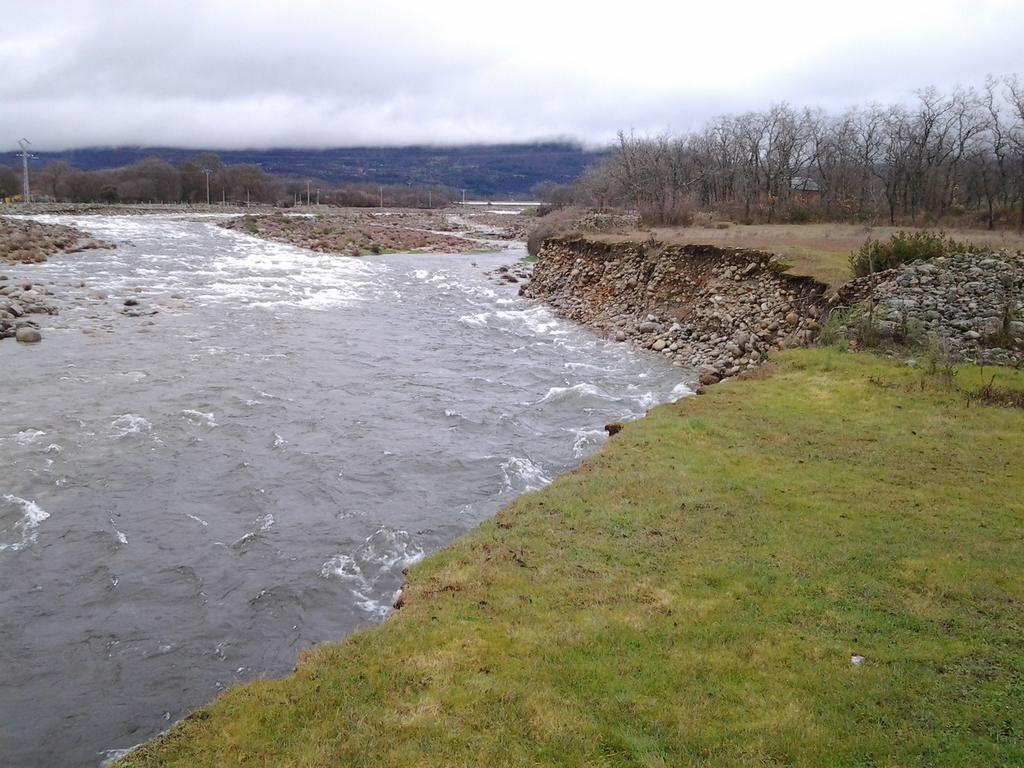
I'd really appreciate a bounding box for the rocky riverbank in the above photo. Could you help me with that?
[220,211,490,256]
[833,251,1024,366]
[0,276,58,342]
[521,237,828,385]
[0,216,114,264]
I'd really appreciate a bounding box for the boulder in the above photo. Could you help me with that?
[698,365,720,386]
[15,327,42,343]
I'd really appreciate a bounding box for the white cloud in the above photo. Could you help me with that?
[2,0,1021,149]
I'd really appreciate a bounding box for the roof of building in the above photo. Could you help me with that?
[791,176,821,192]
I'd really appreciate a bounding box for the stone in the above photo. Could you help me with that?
[652,339,667,351]
[698,366,720,386]
[15,327,42,343]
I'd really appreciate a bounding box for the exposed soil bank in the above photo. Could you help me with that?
[118,350,1024,767]
[521,237,828,384]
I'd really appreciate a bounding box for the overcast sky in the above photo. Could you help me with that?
[2,0,1022,150]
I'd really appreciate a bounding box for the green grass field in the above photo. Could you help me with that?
[122,350,1024,767]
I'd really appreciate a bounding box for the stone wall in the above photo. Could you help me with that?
[521,237,829,384]
[835,252,1024,366]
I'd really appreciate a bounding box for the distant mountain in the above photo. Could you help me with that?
[18,144,606,198]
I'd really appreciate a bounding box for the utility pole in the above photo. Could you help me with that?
[246,187,250,206]
[316,188,320,206]
[306,180,311,206]
[379,185,383,208]
[428,190,431,209]
[18,138,31,202]
[222,187,225,205]
[461,189,466,207]
[203,169,212,205]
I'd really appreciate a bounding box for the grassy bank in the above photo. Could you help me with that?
[123,350,1024,767]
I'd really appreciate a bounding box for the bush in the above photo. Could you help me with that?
[850,230,983,277]
[526,207,582,257]
[638,198,695,227]
[784,205,812,224]
[820,303,928,351]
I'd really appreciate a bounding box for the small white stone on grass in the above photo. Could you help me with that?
[850,654,865,667]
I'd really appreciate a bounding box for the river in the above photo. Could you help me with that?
[0,214,692,766]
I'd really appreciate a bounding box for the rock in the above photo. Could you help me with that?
[605,422,624,436]
[612,329,627,342]
[15,327,42,343]
[698,365,720,386]
[124,298,139,307]
[785,311,799,326]
[652,339,667,352]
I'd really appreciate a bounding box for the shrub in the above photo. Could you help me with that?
[849,230,984,277]
[526,207,582,257]
[638,198,695,227]
[784,205,813,224]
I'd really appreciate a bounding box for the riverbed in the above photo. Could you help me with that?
[0,215,692,766]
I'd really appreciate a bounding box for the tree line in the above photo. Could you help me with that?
[548,75,1024,229]
[0,153,454,208]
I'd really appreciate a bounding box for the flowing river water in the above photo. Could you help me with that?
[0,215,693,767]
